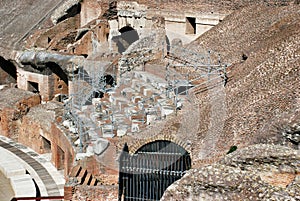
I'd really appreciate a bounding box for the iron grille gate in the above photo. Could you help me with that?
[118,141,191,201]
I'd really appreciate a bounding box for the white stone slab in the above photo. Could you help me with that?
[10,174,36,199]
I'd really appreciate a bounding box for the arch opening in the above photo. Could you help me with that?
[112,26,139,54]
[119,140,191,201]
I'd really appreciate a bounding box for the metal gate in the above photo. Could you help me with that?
[118,140,191,201]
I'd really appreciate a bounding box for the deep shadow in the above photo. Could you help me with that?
[46,62,68,85]
[113,26,139,54]
[56,3,81,24]
[104,74,115,86]
[0,56,17,84]
[166,35,170,53]
[119,140,191,201]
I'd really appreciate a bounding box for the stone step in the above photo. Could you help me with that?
[10,174,36,199]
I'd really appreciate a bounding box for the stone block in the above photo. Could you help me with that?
[93,138,109,155]
[10,174,36,199]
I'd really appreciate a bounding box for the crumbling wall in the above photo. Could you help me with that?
[18,102,75,176]
[0,88,41,139]
[118,16,166,72]
[80,0,104,27]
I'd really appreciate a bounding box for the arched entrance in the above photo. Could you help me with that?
[118,140,191,201]
[112,26,139,54]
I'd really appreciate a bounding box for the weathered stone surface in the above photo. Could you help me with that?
[162,144,300,201]
[16,50,84,74]
[0,88,41,139]
[186,4,300,166]
[0,0,65,58]
[51,0,81,25]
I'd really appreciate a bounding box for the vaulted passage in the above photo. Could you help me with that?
[118,141,191,201]
[113,26,139,54]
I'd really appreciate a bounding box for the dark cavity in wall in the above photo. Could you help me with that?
[27,81,39,93]
[46,62,69,85]
[104,74,115,86]
[42,136,52,153]
[186,17,196,34]
[113,26,139,54]
[56,3,81,24]
[0,56,17,85]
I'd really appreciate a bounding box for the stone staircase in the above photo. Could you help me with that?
[68,165,99,186]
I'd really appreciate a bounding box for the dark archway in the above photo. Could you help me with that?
[104,74,115,87]
[0,56,17,85]
[113,26,139,54]
[119,141,191,201]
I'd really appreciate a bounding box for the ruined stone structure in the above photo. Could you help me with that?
[0,0,299,200]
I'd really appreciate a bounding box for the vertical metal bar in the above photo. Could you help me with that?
[142,154,146,200]
[139,154,142,200]
[124,157,127,201]
[158,152,162,199]
[132,156,135,200]
[128,156,132,201]
[149,154,153,200]
[145,154,148,201]
[138,154,141,200]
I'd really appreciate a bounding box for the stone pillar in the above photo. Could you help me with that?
[68,80,76,96]
[64,151,70,177]
[39,74,54,102]
[51,143,59,170]
[16,68,27,91]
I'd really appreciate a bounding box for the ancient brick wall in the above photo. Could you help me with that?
[0,88,41,139]
[18,103,75,176]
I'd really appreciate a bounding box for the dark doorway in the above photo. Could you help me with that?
[27,81,39,93]
[0,56,17,85]
[57,146,65,170]
[41,136,51,153]
[104,74,115,87]
[119,141,191,201]
[186,17,196,34]
[113,26,139,54]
